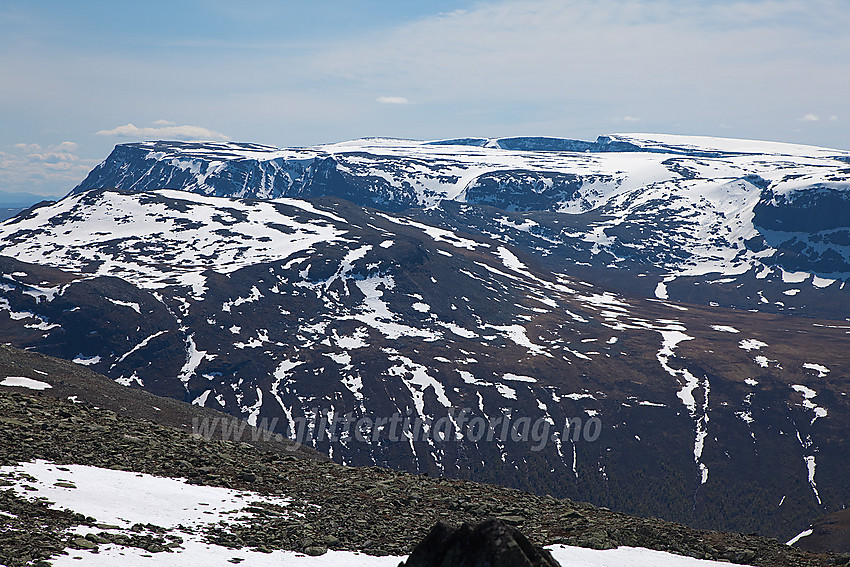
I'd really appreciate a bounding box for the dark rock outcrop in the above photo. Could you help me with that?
[400,519,561,567]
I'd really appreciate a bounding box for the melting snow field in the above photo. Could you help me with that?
[0,460,755,567]
[0,460,295,529]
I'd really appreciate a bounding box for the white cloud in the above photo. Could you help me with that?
[2,0,850,159]
[829,115,839,121]
[306,0,850,145]
[622,116,640,122]
[799,114,820,122]
[53,141,78,152]
[95,123,229,141]
[376,96,410,105]
[0,142,97,196]
[13,143,42,152]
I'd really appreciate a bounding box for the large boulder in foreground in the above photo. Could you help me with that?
[399,519,561,567]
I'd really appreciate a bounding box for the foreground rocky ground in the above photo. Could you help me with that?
[1,388,847,567]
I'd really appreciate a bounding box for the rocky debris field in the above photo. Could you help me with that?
[1,390,847,567]
[0,343,324,461]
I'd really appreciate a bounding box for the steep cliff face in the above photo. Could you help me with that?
[74,141,313,199]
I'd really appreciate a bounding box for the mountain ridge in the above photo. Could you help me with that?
[69,134,850,317]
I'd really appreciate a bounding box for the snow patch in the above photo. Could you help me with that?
[787,528,814,546]
[792,384,828,424]
[502,373,537,383]
[802,363,830,378]
[738,339,768,351]
[72,355,101,366]
[711,325,739,333]
[0,376,52,390]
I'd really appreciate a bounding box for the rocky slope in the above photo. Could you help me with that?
[0,343,321,459]
[0,366,843,567]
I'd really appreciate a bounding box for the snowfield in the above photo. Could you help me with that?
[0,376,52,390]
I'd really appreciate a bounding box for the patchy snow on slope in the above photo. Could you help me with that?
[486,323,552,358]
[495,383,518,400]
[7,133,850,312]
[351,276,440,341]
[387,353,452,416]
[753,355,779,369]
[0,460,402,567]
[738,339,768,351]
[655,325,710,485]
[791,384,828,424]
[178,334,212,387]
[377,213,485,251]
[222,286,263,313]
[0,189,349,295]
[0,458,294,533]
[334,327,370,349]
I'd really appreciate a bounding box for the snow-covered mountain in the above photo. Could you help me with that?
[72,134,850,318]
[2,134,849,542]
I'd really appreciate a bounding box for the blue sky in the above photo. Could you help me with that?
[2,0,849,197]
